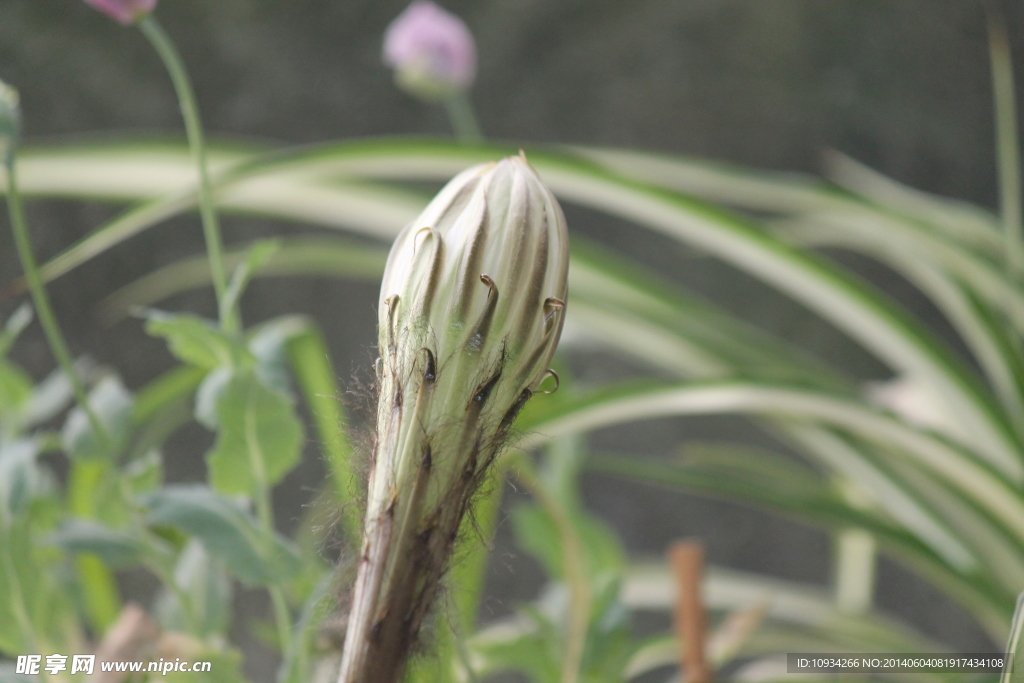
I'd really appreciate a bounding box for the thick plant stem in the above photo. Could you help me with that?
[5,158,107,444]
[139,16,232,329]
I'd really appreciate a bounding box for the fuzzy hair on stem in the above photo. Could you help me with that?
[337,155,569,683]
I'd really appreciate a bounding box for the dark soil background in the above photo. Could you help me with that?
[1,0,1019,677]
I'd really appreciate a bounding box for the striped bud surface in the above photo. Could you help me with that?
[338,154,569,683]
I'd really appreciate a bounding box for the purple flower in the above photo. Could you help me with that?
[83,0,157,25]
[383,1,476,100]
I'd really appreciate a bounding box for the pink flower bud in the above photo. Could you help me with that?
[83,0,157,25]
[383,1,476,101]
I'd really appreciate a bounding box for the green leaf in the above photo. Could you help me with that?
[0,520,43,655]
[142,485,301,586]
[0,304,32,357]
[123,449,162,496]
[511,503,624,584]
[144,310,250,370]
[23,364,84,430]
[0,664,35,683]
[154,539,232,638]
[61,375,134,461]
[0,361,32,424]
[194,366,231,430]
[465,609,561,683]
[48,519,143,568]
[248,315,307,397]
[132,364,207,425]
[0,439,42,522]
[206,370,303,497]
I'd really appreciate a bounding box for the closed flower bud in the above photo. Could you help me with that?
[0,80,20,163]
[383,1,477,101]
[338,155,569,683]
[83,0,157,25]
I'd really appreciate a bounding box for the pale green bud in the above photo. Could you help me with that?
[338,154,569,683]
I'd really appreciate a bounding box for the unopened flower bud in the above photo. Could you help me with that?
[0,80,20,164]
[338,155,569,683]
[83,0,157,25]
[383,1,477,101]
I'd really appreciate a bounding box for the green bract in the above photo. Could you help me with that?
[339,154,569,683]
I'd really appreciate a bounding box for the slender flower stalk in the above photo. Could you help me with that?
[338,154,570,683]
[136,15,232,330]
[0,81,109,446]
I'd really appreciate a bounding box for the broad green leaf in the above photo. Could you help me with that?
[464,607,562,683]
[154,539,232,638]
[512,503,625,585]
[0,520,43,655]
[132,365,207,425]
[0,306,32,426]
[248,315,307,397]
[22,363,86,429]
[144,310,251,370]
[0,361,32,424]
[48,519,143,568]
[0,304,31,357]
[142,485,301,586]
[123,449,162,496]
[194,367,231,429]
[61,375,134,461]
[206,371,303,496]
[0,439,42,521]
[0,665,34,683]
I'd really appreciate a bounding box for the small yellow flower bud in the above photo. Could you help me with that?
[339,154,569,683]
